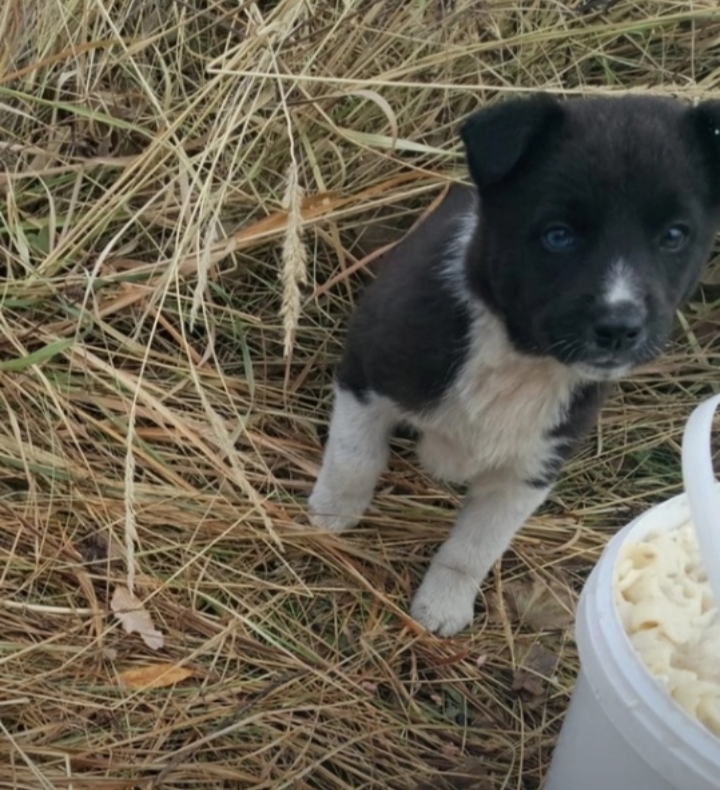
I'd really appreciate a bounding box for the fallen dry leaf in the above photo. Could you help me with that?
[512,669,545,709]
[518,641,560,677]
[502,577,575,631]
[118,663,194,690]
[512,642,560,710]
[111,586,164,650]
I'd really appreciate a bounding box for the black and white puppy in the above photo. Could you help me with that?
[309,94,720,637]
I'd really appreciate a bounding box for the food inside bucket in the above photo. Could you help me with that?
[615,522,720,739]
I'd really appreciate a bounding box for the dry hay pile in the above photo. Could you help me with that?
[1,1,720,788]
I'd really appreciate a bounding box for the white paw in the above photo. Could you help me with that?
[308,487,367,532]
[410,565,478,637]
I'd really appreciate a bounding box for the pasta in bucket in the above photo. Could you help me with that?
[544,393,720,790]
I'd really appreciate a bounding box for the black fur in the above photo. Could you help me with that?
[465,95,720,368]
[336,94,720,471]
[529,381,610,488]
[336,185,475,413]
[311,94,720,636]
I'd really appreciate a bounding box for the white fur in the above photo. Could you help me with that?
[440,202,478,300]
[574,361,631,381]
[604,259,640,306]
[309,387,396,531]
[413,306,580,485]
[410,476,550,635]
[309,219,580,636]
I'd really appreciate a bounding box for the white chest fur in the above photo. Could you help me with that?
[404,308,581,485]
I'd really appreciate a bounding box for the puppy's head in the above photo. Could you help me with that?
[460,94,720,380]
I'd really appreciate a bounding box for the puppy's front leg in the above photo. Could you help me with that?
[309,385,395,532]
[410,475,550,636]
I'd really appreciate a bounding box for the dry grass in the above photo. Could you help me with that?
[1,0,720,787]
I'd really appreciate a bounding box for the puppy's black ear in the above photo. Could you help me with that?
[690,100,720,204]
[460,94,563,190]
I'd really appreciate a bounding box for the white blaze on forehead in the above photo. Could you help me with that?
[604,260,639,305]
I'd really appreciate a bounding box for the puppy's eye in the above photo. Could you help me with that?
[542,224,576,253]
[659,224,690,252]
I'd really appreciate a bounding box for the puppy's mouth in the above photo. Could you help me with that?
[569,340,662,381]
[571,358,634,381]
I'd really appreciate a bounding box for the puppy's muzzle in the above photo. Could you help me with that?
[590,301,646,355]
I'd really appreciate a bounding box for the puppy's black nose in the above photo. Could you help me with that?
[592,304,645,353]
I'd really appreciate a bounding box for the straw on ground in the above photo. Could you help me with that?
[0,1,719,788]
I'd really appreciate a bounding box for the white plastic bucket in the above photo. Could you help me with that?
[544,394,720,790]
